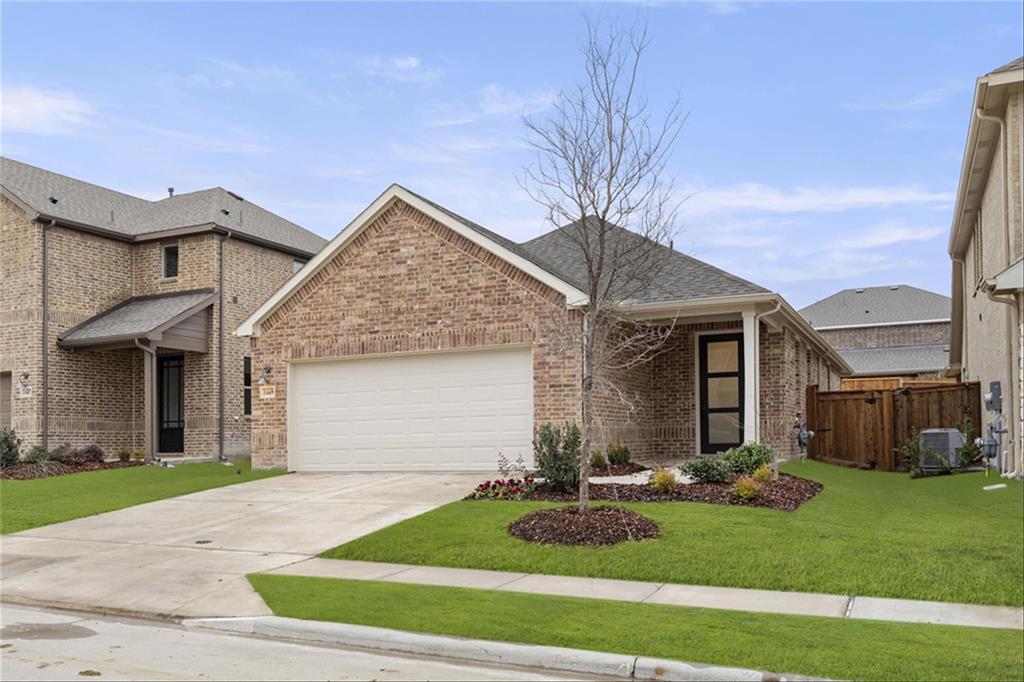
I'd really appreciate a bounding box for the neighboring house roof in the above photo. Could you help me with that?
[799,285,950,329]
[58,289,215,347]
[838,344,950,377]
[1,157,327,257]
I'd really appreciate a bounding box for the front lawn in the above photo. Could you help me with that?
[0,460,282,534]
[249,574,1024,682]
[324,460,1024,606]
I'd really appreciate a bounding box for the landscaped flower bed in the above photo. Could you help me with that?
[508,505,661,545]
[519,473,821,511]
[0,459,144,481]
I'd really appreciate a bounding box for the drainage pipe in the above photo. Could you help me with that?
[217,230,232,462]
[40,218,55,449]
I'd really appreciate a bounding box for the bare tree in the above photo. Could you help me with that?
[521,17,685,512]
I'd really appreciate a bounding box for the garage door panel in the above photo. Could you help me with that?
[289,348,534,472]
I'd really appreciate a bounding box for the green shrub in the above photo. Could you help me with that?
[649,467,677,493]
[130,450,146,461]
[752,463,777,484]
[0,427,21,468]
[955,417,981,468]
[722,442,774,475]
[606,443,631,466]
[732,475,762,500]
[116,447,132,462]
[533,422,581,492]
[679,456,731,483]
[590,449,607,471]
[24,444,51,463]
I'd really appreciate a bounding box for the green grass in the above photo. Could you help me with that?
[249,574,1024,681]
[324,460,1024,606]
[1,460,283,534]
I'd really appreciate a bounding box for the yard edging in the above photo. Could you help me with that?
[183,615,819,681]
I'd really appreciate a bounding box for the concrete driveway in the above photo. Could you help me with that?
[0,472,480,618]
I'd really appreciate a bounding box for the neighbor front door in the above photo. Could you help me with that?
[698,333,744,454]
[157,355,184,453]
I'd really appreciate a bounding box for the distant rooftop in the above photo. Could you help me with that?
[838,343,950,377]
[1,157,327,256]
[800,284,950,329]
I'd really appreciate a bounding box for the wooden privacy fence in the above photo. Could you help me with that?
[805,382,981,471]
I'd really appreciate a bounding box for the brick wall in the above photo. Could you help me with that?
[250,199,581,469]
[817,321,949,350]
[2,195,302,459]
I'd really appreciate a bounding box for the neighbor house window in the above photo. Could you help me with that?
[243,357,252,416]
[292,258,306,274]
[163,243,179,278]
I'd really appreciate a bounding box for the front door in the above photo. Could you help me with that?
[698,333,744,454]
[157,355,184,453]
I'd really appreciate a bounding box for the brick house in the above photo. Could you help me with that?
[238,185,851,471]
[0,157,326,460]
[799,285,952,387]
[946,57,1023,476]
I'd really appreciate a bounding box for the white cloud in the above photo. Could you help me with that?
[706,2,742,15]
[837,219,945,249]
[843,82,967,112]
[479,84,557,116]
[359,56,443,85]
[176,58,297,93]
[681,182,953,216]
[1,86,95,135]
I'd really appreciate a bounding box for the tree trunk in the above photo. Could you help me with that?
[579,373,592,512]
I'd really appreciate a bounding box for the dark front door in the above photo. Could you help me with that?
[158,355,185,453]
[698,333,744,454]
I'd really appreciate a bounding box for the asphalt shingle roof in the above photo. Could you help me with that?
[1,157,327,256]
[59,290,215,345]
[838,344,950,377]
[799,285,950,328]
[406,194,769,304]
[991,56,1024,74]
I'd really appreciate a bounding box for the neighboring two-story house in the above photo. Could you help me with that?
[0,157,326,461]
[946,57,1023,477]
[800,285,952,389]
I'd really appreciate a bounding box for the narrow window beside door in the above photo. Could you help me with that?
[163,244,179,278]
[243,357,252,416]
[698,333,744,454]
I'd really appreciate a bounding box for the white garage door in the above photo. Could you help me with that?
[288,347,534,472]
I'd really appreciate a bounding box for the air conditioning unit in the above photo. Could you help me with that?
[919,428,964,470]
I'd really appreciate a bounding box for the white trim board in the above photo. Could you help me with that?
[236,184,588,337]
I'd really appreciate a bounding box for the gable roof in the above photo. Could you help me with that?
[838,344,950,377]
[58,289,215,347]
[1,157,327,257]
[800,285,950,329]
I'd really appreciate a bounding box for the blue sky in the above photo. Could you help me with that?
[2,2,1022,308]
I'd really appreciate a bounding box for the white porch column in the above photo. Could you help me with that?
[141,342,158,460]
[742,309,759,443]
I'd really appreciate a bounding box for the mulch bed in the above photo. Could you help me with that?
[522,473,821,512]
[589,462,649,476]
[0,460,144,481]
[508,505,661,546]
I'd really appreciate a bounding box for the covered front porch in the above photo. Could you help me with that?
[593,295,847,461]
[57,289,216,459]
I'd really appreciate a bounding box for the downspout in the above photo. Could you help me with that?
[985,286,1019,477]
[952,256,967,379]
[754,300,783,439]
[41,218,55,449]
[218,230,232,462]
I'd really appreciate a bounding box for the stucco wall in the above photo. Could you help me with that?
[249,199,582,470]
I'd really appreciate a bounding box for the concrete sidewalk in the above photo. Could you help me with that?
[267,558,1024,630]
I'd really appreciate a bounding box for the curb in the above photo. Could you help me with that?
[183,615,820,681]
[1,595,181,624]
